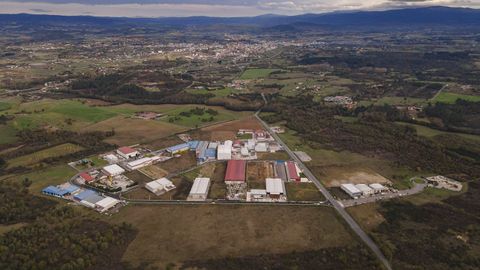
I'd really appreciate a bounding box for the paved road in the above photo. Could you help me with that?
[255,113,393,270]
[341,182,427,208]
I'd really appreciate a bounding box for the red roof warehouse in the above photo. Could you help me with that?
[286,161,300,181]
[225,160,246,183]
[118,146,136,155]
[79,172,94,183]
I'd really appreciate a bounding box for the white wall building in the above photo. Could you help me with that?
[341,184,362,198]
[145,178,176,196]
[217,140,232,160]
[126,156,160,170]
[355,184,374,196]
[102,164,125,176]
[369,183,388,194]
[95,197,120,213]
[266,178,286,200]
[187,177,211,201]
[116,146,139,159]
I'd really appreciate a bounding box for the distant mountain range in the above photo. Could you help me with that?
[1,6,480,29]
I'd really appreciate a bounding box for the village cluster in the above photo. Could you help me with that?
[41,128,311,213]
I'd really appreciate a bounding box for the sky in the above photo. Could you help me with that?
[0,0,479,17]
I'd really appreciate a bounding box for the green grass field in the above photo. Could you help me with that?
[7,143,84,168]
[432,92,480,103]
[240,68,279,80]
[0,101,11,111]
[396,122,480,142]
[0,125,18,144]
[286,182,325,201]
[1,165,77,194]
[186,88,234,97]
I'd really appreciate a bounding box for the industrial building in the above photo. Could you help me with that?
[95,197,120,213]
[286,161,300,182]
[275,161,287,181]
[369,183,388,194]
[42,186,70,198]
[166,143,190,155]
[187,177,211,201]
[145,178,176,195]
[117,146,139,159]
[265,178,286,200]
[126,156,160,170]
[341,184,362,198]
[355,184,374,196]
[78,172,94,183]
[217,140,232,160]
[225,160,246,184]
[102,164,125,176]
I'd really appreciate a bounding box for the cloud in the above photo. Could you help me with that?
[0,0,479,17]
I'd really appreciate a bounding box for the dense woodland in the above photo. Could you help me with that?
[264,96,480,178]
[0,181,137,270]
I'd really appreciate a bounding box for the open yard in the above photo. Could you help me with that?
[197,116,262,141]
[156,152,197,174]
[107,205,355,269]
[286,182,325,201]
[84,116,186,146]
[246,161,274,189]
[7,143,84,168]
[138,165,168,180]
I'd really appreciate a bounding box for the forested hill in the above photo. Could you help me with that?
[1,6,480,29]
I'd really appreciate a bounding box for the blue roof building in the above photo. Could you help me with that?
[206,148,217,159]
[188,140,200,151]
[63,184,80,194]
[42,186,69,197]
[74,189,97,201]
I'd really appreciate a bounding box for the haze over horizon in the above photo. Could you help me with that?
[1,0,480,17]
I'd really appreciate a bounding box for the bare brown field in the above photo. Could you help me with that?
[144,135,184,151]
[156,152,197,174]
[208,162,227,199]
[84,116,186,146]
[197,116,263,141]
[108,205,355,269]
[346,203,385,232]
[138,165,168,179]
[246,161,274,189]
[319,166,392,187]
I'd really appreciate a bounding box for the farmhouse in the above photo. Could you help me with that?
[266,178,286,200]
[102,164,125,176]
[145,178,176,196]
[355,184,374,196]
[286,161,300,182]
[116,146,139,159]
[341,184,362,199]
[187,177,211,201]
[225,160,246,184]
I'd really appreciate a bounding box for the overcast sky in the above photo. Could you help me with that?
[1,0,479,17]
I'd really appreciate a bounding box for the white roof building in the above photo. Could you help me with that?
[369,183,388,193]
[102,164,125,176]
[255,142,268,152]
[355,184,374,196]
[240,147,249,156]
[103,154,119,164]
[341,184,362,198]
[266,178,286,196]
[126,156,160,170]
[217,140,232,160]
[145,178,176,195]
[95,197,120,213]
[187,177,211,201]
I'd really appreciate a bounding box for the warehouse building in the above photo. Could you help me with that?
[275,161,287,181]
[102,164,125,176]
[95,197,120,213]
[341,184,362,199]
[286,161,300,182]
[369,183,388,194]
[355,184,374,196]
[116,146,139,159]
[126,156,160,170]
[217,140,232,160]
[73,189,97,201]
[225,160,246,184]
[145,178,176,196]
[78,172,94,183]
[266,178,286,200]
[187,177,211,201]
[166,143,190,155]
[42,186,70,198]
[188,140,200,151]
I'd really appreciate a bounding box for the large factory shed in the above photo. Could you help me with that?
[225,160,246,184]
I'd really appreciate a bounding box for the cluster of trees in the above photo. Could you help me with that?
[0,181,56,224]
[425,99,480,131]
[372,182,480,269]
[265,96,480,178]
[179,107,218,117]
[182,245,382,270]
